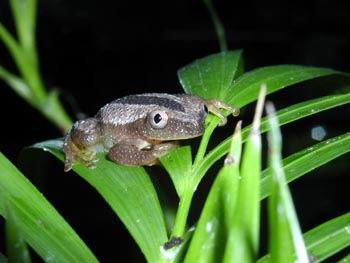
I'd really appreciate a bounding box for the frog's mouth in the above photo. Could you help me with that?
[148,133,200,144]
[154,126,204,140]
[149,140,180,146]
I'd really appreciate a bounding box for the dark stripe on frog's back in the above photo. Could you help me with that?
[115,94,186,112]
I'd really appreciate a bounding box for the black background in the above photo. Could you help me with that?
[0,0,349,262]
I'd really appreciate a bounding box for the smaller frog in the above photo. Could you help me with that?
[63,93,239,171]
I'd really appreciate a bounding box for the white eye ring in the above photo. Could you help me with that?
[148,110,168,129]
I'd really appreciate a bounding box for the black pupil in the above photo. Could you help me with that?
[154,113,162,124]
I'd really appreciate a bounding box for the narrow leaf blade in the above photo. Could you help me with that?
[304,212,350,262]
[33,140,168,263]
[202,0,228,51]
[228,65,344,107]
[266,103,308,263]
[0,65,32,102]
[43,89,73,132]
[197,93,350,183]
[5,206,31,263]
[223,87,265,262]
[0,152,98,263]
[10,0,37,51]
[261,132,350,200]
[185,122,242,263]
[259,212,350,263]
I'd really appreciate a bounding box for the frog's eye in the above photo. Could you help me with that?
[148,110,168,129]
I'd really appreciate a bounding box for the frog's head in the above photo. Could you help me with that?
[134,94,207,140]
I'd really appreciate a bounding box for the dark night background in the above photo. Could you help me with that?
[0,0,349,262]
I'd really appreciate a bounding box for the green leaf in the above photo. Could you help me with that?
[42,89,72,132]
[261,132,350,200]
[160,146,192,197]
[178,50,243,101]
[0,23,27,79]
[0,0,71,133]
[196,93,350,184]
[0,152,98,262]
[0,23,45,103]
[202,0,227,51]
[5,206,31,263]
[10,0,37,52]
[33,140,168,263]
[185,122,242,263]
[228,65,343,107]
[0,66,71,132]
[305,212,350,262]
[223,87,265,262]
[266,103,308,263]
[0,65,32,102]
[338,253,350,263]
[259,212,350,263]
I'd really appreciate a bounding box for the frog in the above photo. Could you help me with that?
[63,93,239,172]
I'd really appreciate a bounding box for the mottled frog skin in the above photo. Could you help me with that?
[63,93,239,171]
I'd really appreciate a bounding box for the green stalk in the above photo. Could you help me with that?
[0,2,73,133]
[171,115,221,239]
[203,0,228,51]
[171,189,194,238]
[193,115,220,166]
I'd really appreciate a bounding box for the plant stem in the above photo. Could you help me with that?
[171,187,194,238]
[193,116,220,167]
[41,97,73,133]
[0,2,73,134]
[203,0,228,51]
[171,117,221,239]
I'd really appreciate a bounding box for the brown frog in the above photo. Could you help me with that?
[63,93,239,171]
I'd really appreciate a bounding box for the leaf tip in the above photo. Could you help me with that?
[224,120,242,165]
[252,83,267,132]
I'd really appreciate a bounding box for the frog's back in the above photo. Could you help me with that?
[97,93,203,126]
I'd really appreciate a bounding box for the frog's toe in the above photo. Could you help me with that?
[218,117,228,127]
[85,155,99,169]
[63,150,99,171]
[152,142,179,157]
[83,161,97,170]
[63,136,100,171]
[231,107,240,116]
[78,150,99,169]
[64,159,73,172]
[205,99,240,120]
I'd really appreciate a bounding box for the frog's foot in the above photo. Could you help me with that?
[63,136,99,172]
[63,118,101,172]
[107,142,178,166]
[204,99,240,126]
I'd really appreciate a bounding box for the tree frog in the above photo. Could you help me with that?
[63,93,239,171]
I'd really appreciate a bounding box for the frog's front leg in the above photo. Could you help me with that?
[63,118,102,172]
[108,141,178,166]
[204,99,240,126]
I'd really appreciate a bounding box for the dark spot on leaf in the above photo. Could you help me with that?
[163,236,183,250]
